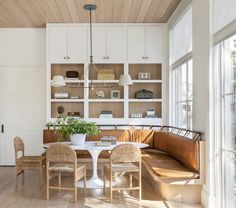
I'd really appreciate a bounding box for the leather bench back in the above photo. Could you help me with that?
[43,129,154,148]
[153,131,199,172]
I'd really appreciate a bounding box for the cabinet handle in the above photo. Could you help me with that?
[107,56,109,59]
[142,56,145,59]
[67,56,70,59]
[103,57,106,59]
[1,124,4,133]
[64,57,67,59]
[146,56,149,59]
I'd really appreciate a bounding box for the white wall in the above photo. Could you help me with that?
[0,29,46,157]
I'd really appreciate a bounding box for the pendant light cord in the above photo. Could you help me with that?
[89,9,93,64]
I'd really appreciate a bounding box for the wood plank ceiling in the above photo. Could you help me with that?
[0,0,181,28]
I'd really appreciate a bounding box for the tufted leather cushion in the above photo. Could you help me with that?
[153,131,199,172]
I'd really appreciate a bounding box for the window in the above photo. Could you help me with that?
[173,59,193,129]
[215,34,236,208]
[170,6,193,129]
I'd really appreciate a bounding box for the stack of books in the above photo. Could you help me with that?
[99,110,113,118]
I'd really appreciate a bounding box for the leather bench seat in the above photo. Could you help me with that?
[142,149,199,180]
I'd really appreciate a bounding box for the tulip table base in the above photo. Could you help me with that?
[77,148,116,189]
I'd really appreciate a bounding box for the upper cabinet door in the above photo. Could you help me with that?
[146,26,162,63]
[127,26,145,62]
[67,26,87,63]
[92,26,107,63]
[107,26,126,63]
[49,26,67,63]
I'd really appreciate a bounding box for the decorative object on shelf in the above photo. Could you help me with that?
[99,110,113,118]
[96,141,111,146]
[46,117,100,145]
[68,112,80,117]
[52,75,65,87]
[66,71,79,79]
[57,106,64,117]
[138,72,150,80]
[97,69,115,80]
[131,113,143,118]
[146,109,156,118]
[111,90,120,99]
[54,92,69,99]
[135,89,153,99]
[119,74,133,86]
[96,90,106,99]
[101,136,117,145]
[70,96,80,99]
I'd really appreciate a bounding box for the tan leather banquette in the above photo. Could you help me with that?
[43,126,201,181]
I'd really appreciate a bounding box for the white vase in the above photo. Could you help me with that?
[70,134,86,145]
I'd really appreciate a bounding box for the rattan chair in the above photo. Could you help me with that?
[103,144,142,202]
[46,143,86,202]
[14,136,45,188]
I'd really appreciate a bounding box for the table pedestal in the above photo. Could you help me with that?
[77,149,116,189]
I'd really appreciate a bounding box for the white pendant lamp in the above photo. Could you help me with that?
[119,74,133,86]
[51,75,65,87]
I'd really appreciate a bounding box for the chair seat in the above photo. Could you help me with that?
[17,156,45,163]
[104,163,139,173]
[49,163,86,173]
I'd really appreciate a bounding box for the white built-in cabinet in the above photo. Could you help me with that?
[46,23,166,125]
[127,26,162,63]
[49,25,87,63]
[92,25,126,63]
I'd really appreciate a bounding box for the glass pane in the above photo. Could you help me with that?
[187,101,192,130]
[224,35,236,93]
[175,63,187,101]
[223,151,236,208]
[171,7,192,63]
[176,102,187,129]
[188,59,193,100]
[224,95,236,151]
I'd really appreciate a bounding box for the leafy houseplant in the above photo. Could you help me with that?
[47,117,100,145]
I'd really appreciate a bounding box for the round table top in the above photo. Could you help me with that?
[43,141,148,151]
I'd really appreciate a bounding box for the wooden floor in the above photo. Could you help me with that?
[0,167,203,208]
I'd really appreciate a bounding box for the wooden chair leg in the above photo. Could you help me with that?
[129,173,132,188]
[103,175,106,194]
[58,172,61,192]
[74,176,77,202]
[84,169,86,194]
[139,165,142,201]
[109,169,112,203]
[15,167,18,189]
[46,163,49,200]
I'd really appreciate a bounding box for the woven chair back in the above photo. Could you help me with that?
[46,143,76,163]
[14,136,25,159]
[110,144,141,163]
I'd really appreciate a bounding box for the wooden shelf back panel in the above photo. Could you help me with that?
[51,102,84,118]
[129,64,162,80]
[89,102,124,118]
[129,83,162,99]
[51,64,84,79]
[89,85,124,99]
[51,86,84,99]
[89,64,124,80]
[129,102,162,118]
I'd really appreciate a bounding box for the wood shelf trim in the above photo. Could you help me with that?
[50,80,85,84]
[51,99,85,102]
[132,80,162,83]
[88,99,124,102]
[128,99,162,102]
[89,80,119,83]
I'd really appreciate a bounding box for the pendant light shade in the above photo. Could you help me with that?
[119,74,133,86]
[51,75,65,87]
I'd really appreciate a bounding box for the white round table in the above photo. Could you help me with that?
[44,141,148,189]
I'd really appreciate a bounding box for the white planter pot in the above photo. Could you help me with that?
[70,134,86,145]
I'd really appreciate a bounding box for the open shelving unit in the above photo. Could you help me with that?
[47,62,162,123]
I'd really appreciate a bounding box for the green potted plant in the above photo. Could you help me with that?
[47,117,100,145]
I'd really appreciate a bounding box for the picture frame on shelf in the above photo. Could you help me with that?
[111,90,120,99]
